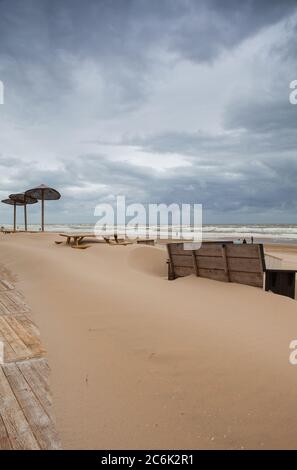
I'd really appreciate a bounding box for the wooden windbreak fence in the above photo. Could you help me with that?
[167,242,266,288]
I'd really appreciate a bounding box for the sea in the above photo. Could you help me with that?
[3,223,297,244]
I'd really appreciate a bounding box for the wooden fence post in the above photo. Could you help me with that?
[192,250,199,276]
[221,244,230,282]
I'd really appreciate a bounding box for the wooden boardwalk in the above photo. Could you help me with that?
[0,279,61,449]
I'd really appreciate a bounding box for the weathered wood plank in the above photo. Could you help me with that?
[192,251,199,276]
[195,244,225,257]
[0,317,31,362]
[198,268,229,282]
[4,316,46,358]
[170,242,225,257]
[227,257,263,273]
[221,245,230,281]
[0,412,12,449]
[0,290,30,315]
[226,244,262,259]
[16,314,40,338]
[0,366,40,449]
[167,243,187,254]
[171,254,193,267]
[0,280,14,292]
[166,244,176,279]
[229,271,264,287]
[174,266,194,277]
[7,290,30,312]
[137,239,155,246]
[17,360,52,416]
[3,363,60,450]
[195,256,225,270]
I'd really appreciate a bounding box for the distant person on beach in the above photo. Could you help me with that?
[251,236,254,244]
[243,238,247,244]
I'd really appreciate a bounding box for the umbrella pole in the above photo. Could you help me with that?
[13,202,16,232]
[41,191,44,232]
[24,203,27,231]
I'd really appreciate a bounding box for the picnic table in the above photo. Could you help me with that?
[59,233,97,246]
[58,232,123,246]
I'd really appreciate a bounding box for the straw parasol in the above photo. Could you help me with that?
[1,198,24,231]
[25,184,61,231]
[9,193,38,231]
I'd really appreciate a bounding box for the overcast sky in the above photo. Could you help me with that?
[1,0,297,225]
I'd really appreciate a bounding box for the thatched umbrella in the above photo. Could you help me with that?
[25,184,61,231]
[9,193,38,231]
[1,198,24,231]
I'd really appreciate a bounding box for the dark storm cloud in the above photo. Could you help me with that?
[1,0,296,63]
[2,150,297,224]
[0,0,297,223]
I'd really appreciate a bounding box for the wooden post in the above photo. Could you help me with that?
[13,202,16,232]
[24,203,27,231]
[192,250,199,276]
[41,191,44,232]
[166,245,175,280]
[221,244,230,281]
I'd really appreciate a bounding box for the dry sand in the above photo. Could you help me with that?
[1,232,297,449]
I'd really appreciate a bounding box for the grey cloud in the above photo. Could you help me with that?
[1,1,297,223]
[2,150,297,224]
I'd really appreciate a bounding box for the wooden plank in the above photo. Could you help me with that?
[198,268,229,282]
[29,359,50,388]
[17,360,52,416]
[227,257,263,273]
[171,254,193,267]
[32,356,50,377]
[229,271,263,287]
[4,316,46,358]
[0,413,12,449]
[167,243,185,254]
[0,366,40,449]
[137,239,155,245]
[222,245,230,281]
[174,266,194,277]
[192,251,199,276]
[0,317,31,362]
[3,364,60,449]
[0,280,14,292]
[59,232,96,238]
[16,314,40,338]
[196,256,225,270]
[0,339,15,364]
[169,242,230,257]
[0,297,10,315]
[259,244,266,272]
[166,244,176,279]
[7,290,30,312]
[195,244,225,257]
[226,244,263,259]
[0,291,30,315]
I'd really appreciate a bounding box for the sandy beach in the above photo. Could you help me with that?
[1,233,297,449]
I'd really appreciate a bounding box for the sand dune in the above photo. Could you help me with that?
[1,233,297,449]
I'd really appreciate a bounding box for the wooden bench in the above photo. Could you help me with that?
[167,242,266,288]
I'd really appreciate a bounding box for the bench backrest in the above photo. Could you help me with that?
[167,242,266,288]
